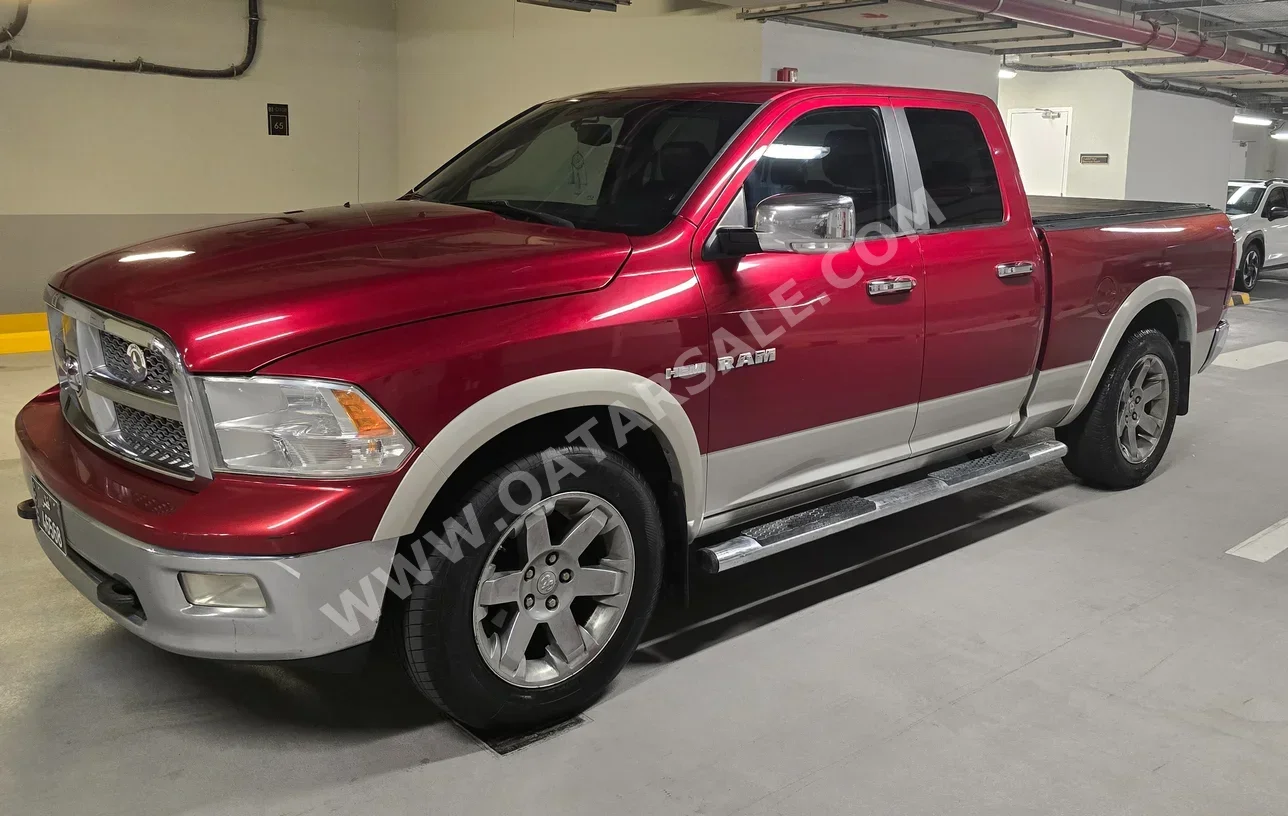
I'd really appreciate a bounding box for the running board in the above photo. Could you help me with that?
[696,439,1067,574]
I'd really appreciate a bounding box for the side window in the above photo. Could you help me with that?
[743,106,896,230]
[1264,186,1287,215]
[905,107,1004,229]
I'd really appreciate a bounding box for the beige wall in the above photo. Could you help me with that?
[998,70,1135,200]
[394,0,762,188]
[0,0,397,312]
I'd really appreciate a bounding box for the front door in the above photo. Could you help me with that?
[692,97,926,517]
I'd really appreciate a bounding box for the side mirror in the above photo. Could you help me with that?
[714,193,857,257]
[1270,206,1288,221]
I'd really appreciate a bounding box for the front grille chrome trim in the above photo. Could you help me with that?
[44,288,215,481]
[84,371,182,421]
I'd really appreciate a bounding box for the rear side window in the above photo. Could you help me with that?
[905,107,1004,229]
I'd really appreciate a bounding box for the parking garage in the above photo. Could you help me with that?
[7,1,1288,814]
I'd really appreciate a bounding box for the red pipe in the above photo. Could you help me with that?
[932,0,1288,76]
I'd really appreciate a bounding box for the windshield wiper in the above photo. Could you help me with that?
[454,199,575,228]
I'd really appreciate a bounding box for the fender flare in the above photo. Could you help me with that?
[1239,230,1265,257]
[373,369,705,541]
[1059,275,1197,426]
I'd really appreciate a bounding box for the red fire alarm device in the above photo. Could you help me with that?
[776,67,799,83]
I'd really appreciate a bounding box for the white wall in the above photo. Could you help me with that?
[0,0,397,311]
[1234,123,1274,179]
[997,70,1134,200]
[761,21,998,99]
[395,0,762,188]
[1125,88,1231,208]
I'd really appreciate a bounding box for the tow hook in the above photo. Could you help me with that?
[17,499,36,520]
[97,580,143,619]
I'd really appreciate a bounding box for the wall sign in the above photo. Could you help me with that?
[267,103,290,137]
[1079,153,1110,165]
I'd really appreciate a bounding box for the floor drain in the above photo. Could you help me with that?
[463,714,590,756]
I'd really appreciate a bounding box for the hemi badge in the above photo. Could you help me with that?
[665,362,708,380]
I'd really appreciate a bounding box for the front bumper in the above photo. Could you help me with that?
[18,471,398,660]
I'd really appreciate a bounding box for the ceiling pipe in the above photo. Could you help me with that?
[928,0,1288,76]
[1,0,29,45]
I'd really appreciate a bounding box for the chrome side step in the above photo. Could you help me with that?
[696,439,1067,574]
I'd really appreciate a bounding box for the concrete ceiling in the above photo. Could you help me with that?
[710,0,1288,112]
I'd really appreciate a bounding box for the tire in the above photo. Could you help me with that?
[1055,328,1180,490]
[399,446,664,730]
[1236,242,1262,293]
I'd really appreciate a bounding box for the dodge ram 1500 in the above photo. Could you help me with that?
[17,83,1234,729]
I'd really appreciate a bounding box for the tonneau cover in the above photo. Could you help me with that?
[1029,195,1218,230]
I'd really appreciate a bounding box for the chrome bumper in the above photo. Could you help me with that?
[21,469,398,661]
[1200,319,1230,373]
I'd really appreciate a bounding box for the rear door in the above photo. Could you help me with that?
[895,101,1046,453]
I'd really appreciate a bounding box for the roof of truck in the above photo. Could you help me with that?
[566,82,993,106]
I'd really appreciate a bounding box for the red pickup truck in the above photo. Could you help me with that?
[17,83,1233,729]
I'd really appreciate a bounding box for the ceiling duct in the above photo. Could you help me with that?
[927,0,1288,75]
[518,0,631,10]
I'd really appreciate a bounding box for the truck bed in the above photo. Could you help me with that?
[1029,195,1217,230]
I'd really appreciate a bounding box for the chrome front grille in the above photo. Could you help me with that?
[100,331,174,396]
[45,291,207,480]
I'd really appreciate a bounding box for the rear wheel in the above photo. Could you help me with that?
[1236,242,1262,292]
[1056,329,1179,490]
[399,447,664,730]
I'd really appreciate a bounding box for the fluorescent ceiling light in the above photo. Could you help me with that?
[118,250,195,263]
[765,144,830,160]
[1234,114,1273,126]
[1273,131,1288,141]
[998,68,1017,79]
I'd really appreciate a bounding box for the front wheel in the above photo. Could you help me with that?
[1056,328,1179,490]
[399,447,664,730]
[1236,243,1262,292]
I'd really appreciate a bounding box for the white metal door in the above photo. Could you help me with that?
[1006,107,1072,197]
[1229,141,1249,179]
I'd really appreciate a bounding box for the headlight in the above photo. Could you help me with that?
[200,377,411,477]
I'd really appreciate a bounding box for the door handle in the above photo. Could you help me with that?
[867,277,917,296]
[996,261,1035,278]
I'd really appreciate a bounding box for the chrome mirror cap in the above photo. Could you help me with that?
[754,193,857,254]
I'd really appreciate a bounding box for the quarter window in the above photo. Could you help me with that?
[905,107,1004,229]
[1264,186,1287,215]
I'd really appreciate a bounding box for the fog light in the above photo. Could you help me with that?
[179,572,266,609]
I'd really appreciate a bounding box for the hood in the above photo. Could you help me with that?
[52,201,631,372]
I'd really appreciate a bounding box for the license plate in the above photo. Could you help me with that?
[30,477,68,555]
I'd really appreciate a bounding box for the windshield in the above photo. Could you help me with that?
[1227,184,1266,215]
[409,98,757,235]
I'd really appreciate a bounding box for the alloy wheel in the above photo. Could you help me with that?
[1117,354,1169,464]
[472,492,634,688]
[1244,248,1261,290]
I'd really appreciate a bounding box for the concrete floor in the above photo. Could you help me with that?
[5,283,1288,815]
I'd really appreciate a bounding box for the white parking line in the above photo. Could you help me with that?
[1213,341,1288,371]
[1227,517,1288,563]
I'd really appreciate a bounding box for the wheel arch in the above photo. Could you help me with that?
[1059,276,1197,426]
[373,369,705,543]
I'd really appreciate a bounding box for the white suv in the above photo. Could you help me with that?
[1226,178,1288,292]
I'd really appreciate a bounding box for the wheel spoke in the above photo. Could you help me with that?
[477,570,522,606]
[522,508,551,562]
[577,567,624,598]
[1137,413,1161,437]
[1124,426,1141,460]
[560,508,608,558]
[1140,382,1164,404]
[546,610,588,665]
[497,612,538,677]
[1132,362,1149,390]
